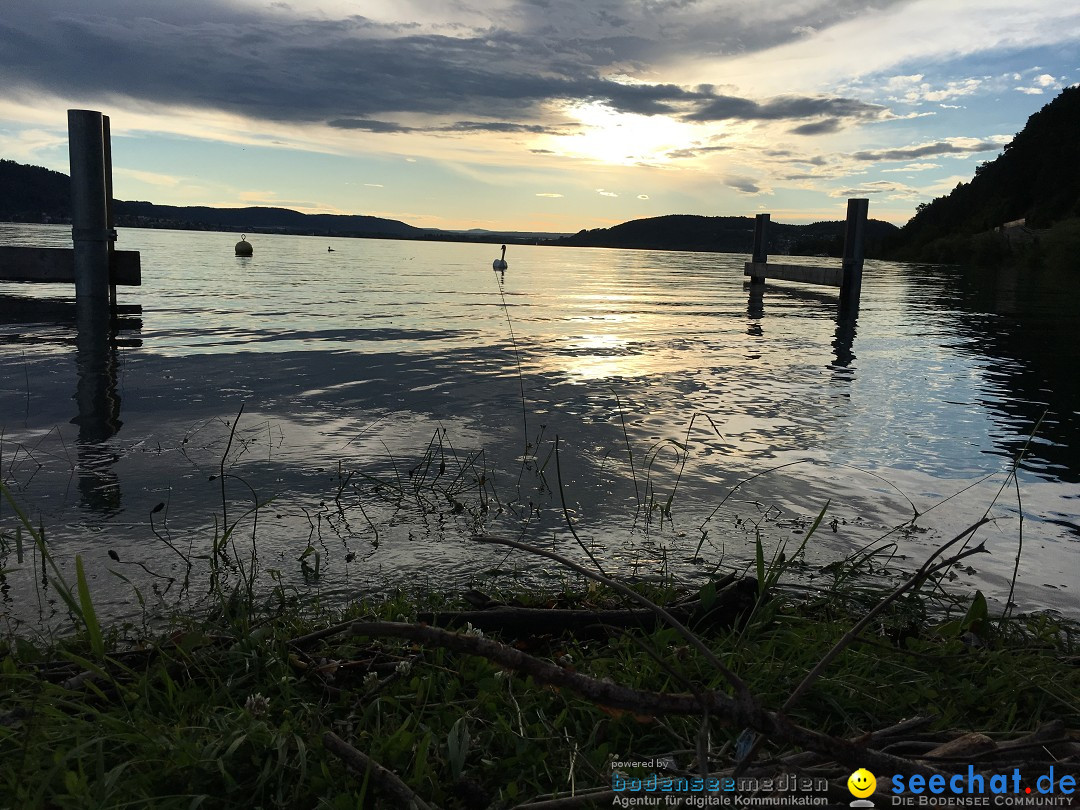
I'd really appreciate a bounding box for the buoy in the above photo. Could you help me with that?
[235,234,253,256]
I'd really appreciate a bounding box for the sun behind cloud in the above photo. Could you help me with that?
[544,101,702,166]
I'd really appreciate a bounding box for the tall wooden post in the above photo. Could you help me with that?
[68,109,114,356]
[749,213,769,284]
[0,109,139,290]
[68,110,112,306]
[102,114,118,309]
[840,198,868,311]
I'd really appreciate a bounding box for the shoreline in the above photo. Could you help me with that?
[3,561,1078,808]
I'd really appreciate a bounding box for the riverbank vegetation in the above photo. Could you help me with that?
[3,476,1078,808]
[885,216,1080,271]
[886,87,1080,267]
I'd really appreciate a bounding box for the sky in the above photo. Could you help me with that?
[1,1,1078,232]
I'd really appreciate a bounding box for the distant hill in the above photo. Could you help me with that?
[113,201,427,239]
[0,159,428,238]
[0,159,71,221]
[555,213,900,258]
[2,157,899,253]
[887,86,1080,262]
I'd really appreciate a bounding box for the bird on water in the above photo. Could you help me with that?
[493,244,508,271]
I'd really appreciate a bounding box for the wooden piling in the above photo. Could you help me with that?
[103,114,118,308]
[749,213,769,283]
[0,111,140,289]
[67,110,113,308]
[840,198,868,310]
[743,199,868,310]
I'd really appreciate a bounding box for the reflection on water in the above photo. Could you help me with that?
[72,303,124,514]
[1,223,1077,623]
[929,262,1080,485]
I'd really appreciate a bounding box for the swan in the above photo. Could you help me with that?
[493,244,508,271]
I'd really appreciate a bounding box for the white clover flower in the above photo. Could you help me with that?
[244,693,270,717]
[464,622,484,638]
[395,659,412,676]
[363,672,379,689]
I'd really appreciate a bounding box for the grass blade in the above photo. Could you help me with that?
[75,555,105,659]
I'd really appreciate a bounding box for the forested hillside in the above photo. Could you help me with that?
[0,159,71,221]
[555,214,899,257]
[888,86,1080,264]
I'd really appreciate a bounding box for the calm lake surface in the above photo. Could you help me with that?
[1,223,1078,625]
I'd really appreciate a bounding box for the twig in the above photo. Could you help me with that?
[554,435,608,577]
[1003,412,1045,618]
[288,617,357,649]
[345,620,943,779]
[474,534,752,705]
[219,403,244,530]
[610,388,641,511]
[494,268,529,463]
[735,519,990,773]
[323,730,439,810]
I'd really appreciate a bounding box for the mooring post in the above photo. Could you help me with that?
[102,114,118,309]
[68,110,113,311]
[750,213,769,283]
[840,198,868,311]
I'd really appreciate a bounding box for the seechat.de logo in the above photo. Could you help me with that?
[849,768,877,807]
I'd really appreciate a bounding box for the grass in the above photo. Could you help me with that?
[1,376,1076,807]
[1,524,1077,808]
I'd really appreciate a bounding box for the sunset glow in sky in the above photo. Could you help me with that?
[1,0,1078,231]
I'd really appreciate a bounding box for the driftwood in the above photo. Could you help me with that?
[345,619,946,780]
[323,731,439,810]
[287,522,1079,809]
[415,576,758,637]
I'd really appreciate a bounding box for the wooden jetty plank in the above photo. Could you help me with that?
[743,261,842,287]
[0,247,141,286]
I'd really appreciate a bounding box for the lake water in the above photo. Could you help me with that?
[1,223,1078,626]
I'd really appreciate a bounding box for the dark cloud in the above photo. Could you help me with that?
[685,94,887,125]
[0,0,903,134]
[327,118,570,134]
[665,145,732,159]
[726,175,761,194]
[789,118,844,135]
[851,140,1002,161]
[511,0,909,67]
[833,181,912,196]
[762,150,829,165]
[837,187,889,195]
[327,118,414,134]
[445,121,564,133]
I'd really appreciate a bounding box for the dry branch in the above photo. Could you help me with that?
[346,619,943,779]
[415,579,754,637]
[473,534,754,705]
[323,730,439,810]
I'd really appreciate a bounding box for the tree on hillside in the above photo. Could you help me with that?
[890,86,1080,261]
[0,159,71,222]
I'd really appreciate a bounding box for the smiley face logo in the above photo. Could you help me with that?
[848,768,876,798]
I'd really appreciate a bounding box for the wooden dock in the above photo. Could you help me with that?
[744,198,868,310]
[0,110,141,307]
[0,247,141,285]
[743,261,841,287]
